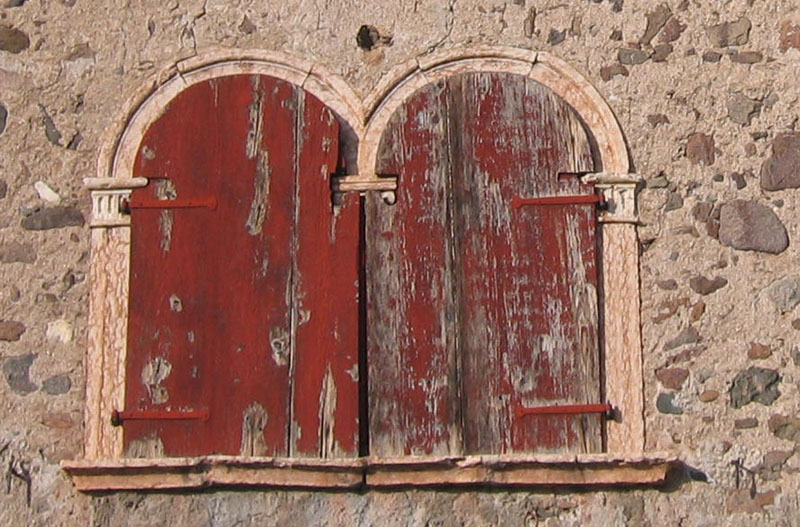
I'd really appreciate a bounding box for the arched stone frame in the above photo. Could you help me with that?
[359,46,644,456]
[81,49,366,461]
[67,46,669,491]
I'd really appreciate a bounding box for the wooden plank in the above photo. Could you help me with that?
[451,73,600,454]
[367,79,462,456]
[367,72,602,456]
[290,90,360,458]
[126,74,354,457]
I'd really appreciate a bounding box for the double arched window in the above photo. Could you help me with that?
[67,48,665,490]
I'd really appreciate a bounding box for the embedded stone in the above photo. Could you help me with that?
[726,489,778,514]
[748,342,772,360]
[652,44,673,62]
[689,275,727,295]
[660,17,686,43]
[702,51,722,62]
[42,374,71,395]
[647,174,670,188]
[21,206,85,230]
[0,320,25,341]
[656,279,678,290]
[706,17,751,47]
[761,133,800,191]
[664,192,683,212]
[718,200,788,254]
[730,51,763,64]
[39,105,62,146]
[618,47,650,65]
[46,319,73,343]
[238,16,256,34]
[0,241,36,263]
[765,276,800,313]
[769,414,800,442]
[641,4,671,45]
[734,417,758,429]
[727,93,761,126]
[656,392,683,414]
[685,133,715,166]
[730,367,780,408]
[2,354,37,395]
[730,172,747,189]
[690,301,705,321]
[647,114,669,127]
[0,103,6,136]
[0,179,6,199]
[34,181,61,204]
[780,20,800,52]
[653,297,689,324]
[548,29,566,45]
[699,390,719,402]
[758,450,793,480]
[656,367,689,390]
[41,411,74,429]
[600,64,628,81]
[0,25,29,54]
[664,326,701,350]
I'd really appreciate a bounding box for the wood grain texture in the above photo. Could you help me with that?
[290,92,360,458]
[367,80,460,457]
[125,74,358,458]
[368,72,602,457]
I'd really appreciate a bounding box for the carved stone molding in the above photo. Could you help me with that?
[582,173,642,224]
[84,177,148,228]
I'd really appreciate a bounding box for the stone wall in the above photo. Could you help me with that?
[2,0,800,525]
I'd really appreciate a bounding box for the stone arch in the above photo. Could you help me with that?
[98,48,365,184]
[360,46,629,176]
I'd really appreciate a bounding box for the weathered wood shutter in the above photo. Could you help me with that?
[367,72,601,456]
[124,74,360,458]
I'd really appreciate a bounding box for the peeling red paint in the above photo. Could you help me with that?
[126,74,358,457]
[368,72,602,456]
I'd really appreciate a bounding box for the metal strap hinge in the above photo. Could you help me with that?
[514,403,616,421]
[511,194,607,210]
[120,197,217,214]
[111,408,210,426]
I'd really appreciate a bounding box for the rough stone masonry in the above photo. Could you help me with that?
[3,0,800,525]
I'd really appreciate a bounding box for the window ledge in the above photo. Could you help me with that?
[62,453,678,492]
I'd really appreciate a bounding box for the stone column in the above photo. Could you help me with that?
[83,177,147,460]
[584,173,644,454]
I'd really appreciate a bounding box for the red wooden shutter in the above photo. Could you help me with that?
[124,74,360,458]
[367,72,601,456]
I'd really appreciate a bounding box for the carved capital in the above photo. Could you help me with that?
[84,178,148,227]
[582,173,641,224]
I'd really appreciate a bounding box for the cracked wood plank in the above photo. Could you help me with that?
[125,74,357,457]
[368,72,601,456]
[290,88,360,458]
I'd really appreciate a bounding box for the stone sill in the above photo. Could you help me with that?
[62,453,678,492]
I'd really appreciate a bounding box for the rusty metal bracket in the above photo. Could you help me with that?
[511,194,607,210]
[120,197,218,214]
[514,403,615,421]
[111,409,210,426]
